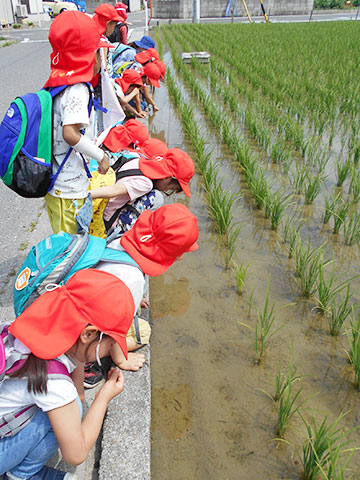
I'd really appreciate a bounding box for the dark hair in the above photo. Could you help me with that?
[152,177,182,195]
[8,354,48,394]
[8,331,107,394]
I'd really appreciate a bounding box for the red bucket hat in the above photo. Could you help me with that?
[139,148,194,197]
[153,59,166,80]
[115,69,143,93]
[103,124,132,152]
[9,269,135,360]
[124,119,150,146]
[138,138,168,159]
[44,11,106,88]
[142,62,161,88]
[120,204,199,276]
[93,3,123,34]
[115,2,128,21]
[135,48,160,65]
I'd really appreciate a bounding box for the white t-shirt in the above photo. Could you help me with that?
[49,83,96,199]
[103,158,153,221]
[0,340,78,417]
[95,242,145,314]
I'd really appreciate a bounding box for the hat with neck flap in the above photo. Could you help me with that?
[44,11,107,88]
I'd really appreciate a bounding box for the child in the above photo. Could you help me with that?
[92,3,123,38]
[107,3,129,44]
[114,69,145,118]
[91,148,195,232]
[43,11,110,234]
[85,203,199,386]
[0,269,135,480]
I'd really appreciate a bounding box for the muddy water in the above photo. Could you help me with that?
[146,58,360,479]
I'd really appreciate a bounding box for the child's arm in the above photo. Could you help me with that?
[142,86,159,111]
[63,124,110,174]
[110,342,145,371]
[91,181,129,199]
[48,368,124,466]
[115,84,140,104]
[134,92,147,119]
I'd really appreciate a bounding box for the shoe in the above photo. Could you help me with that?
[5,466,77,479]
[83,361,104,389]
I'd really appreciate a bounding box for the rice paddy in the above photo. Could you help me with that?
[150,19,360,480]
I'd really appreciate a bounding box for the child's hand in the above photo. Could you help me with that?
[153,105,160,112]
[98,368,124,402]
[135,110,148,119]
[140,296,149,309]
[98,154,110,174]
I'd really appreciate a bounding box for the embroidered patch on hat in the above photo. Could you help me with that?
[140,234,152,242]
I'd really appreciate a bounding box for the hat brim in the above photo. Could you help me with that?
[147,76,160,88]
[178,180,191,197]
[134,40,153,49]
[139,158,172,179]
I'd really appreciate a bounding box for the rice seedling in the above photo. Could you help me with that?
[202,161,219,192]
[302,413,353,480]
[232,260,250,295]
[346,307,360,389]
[268,192,292,230]
[315,261,350,315]
[207,183,237,235]
[348,169,360,203]
[304,175,323,205]
[292,165,307,194]
[336,158,351,187]
[274,358,300,402]
[322,445,356,480]
[323,192,342,224]
[223,225,241,270]
[328,285,352,336]
[254,276,281,362]
[276,381,304,437]
[333,202,349,234]
[294,240,325,298]
[343,210,360,246]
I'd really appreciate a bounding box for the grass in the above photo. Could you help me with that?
[223,225,241,270]
[315,261,351,315]
[323,193,342,224]
[277,381,304,437]
[304,175,323,205]
[336,158,351,187]
[343,211,360,245]
[333,201,349,234]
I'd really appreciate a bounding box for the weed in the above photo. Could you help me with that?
[19,242,28,251]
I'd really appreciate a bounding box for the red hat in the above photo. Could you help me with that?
[115,2,128,11]
[44,11,104,88]
[9,270,135,360]
[142,62,161,88]
[139,148,194,197]
[143,62,161,88]
[138,138,168,159]
[124,119,150,146]
[103,124,132,152]
[115,69,143,93]
[153,59,166,80]
[120,204,199,276]
[135,48,160,65]
[93,3,123,34]
[115,2,128,21]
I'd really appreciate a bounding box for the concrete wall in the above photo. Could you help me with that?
[86,0,141,14]
[154,0,314,19]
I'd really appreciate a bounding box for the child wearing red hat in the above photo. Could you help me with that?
[90,147,195,232]
[0,270,136,480]
[107,2,129,44]
[114,70,147,118]
[92,3,124,37]
[43,11,111,234]
[83,204,199,386]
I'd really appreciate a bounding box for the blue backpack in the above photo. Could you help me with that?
[13,232,141,318]
[0,85,93,198]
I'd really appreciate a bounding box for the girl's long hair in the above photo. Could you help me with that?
[8,354,48,394]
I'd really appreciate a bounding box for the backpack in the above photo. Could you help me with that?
[111,44,136,77]
[0,322,72,438]
[13,231,142,318]
[0,85,93,198]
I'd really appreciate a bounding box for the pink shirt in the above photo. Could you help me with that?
[103,158,153,221]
